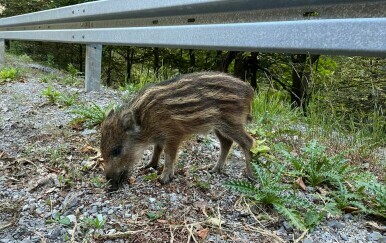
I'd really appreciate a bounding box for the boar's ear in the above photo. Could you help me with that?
[120,111,140,132]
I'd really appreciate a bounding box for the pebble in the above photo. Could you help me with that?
[67,214,77,223]
[149,197,156,203]
[368,232,383,241]
[340,233,349,241]
[327,220,345,229]
[283,221,293,231]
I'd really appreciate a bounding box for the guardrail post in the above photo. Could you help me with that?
[85,44,102,92]
[0,39,5,67]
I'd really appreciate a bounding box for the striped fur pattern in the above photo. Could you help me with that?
[101,72,255,190]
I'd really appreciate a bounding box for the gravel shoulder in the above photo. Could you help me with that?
[0,59,385,242]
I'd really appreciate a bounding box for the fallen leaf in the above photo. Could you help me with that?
[365,221,386,232]
[197,228,209,239]
[207,217,225,227]
[44,187,56,194]
[129,177,136,185]
[157,219,168,224]
[342,206,359,213]
[295,177,306,191]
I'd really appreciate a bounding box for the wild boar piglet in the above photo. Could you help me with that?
[101,72,255,191]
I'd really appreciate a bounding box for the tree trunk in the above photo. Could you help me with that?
[126,47,134,83]
[290,54,320,115]
[189,49,196,72]
[153,47,160,78]
[249,52,259,90]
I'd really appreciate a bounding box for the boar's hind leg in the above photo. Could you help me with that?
[219,128,254,179]
[145,143,164,169]
[211,130,233,174]
[159,140,181,184]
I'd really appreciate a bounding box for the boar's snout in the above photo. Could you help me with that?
[105,169,129,192]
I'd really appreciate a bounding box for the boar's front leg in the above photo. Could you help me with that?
[158,140,181,184]
[211,130,233,174]
[145,143,164,169]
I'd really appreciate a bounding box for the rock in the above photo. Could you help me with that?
[149,197,156,203]
[107,229,117,235]
[327,220,345,229]
[283,221,293,231]
[340,233,348,241]
[108,209,114,215]
[170,193,178,202]
[368,232,383,241]
[81,129,97,136]
[276,226,287,236]
[66,214,77,223]
[48,227,63,239]
[22,204,29,211]
[62,192,81,211]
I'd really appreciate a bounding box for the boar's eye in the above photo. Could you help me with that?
[110,146,123,157]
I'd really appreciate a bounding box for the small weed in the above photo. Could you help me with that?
[143,172,158,181]
[281,140,355,187]
[46,212,72,226]
[42,86,62,104]
[82,214,106,229]
[62,63,81,85]
[91,176,109,188]
[194,177,210,191]
[0,67,21,83]
[40,73,58,83]
[146,209,165,222]
[59,93,78,107]
[70,103,111,128]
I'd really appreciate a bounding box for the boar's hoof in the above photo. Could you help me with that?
[158,173,174,184]
[210,166,225,175]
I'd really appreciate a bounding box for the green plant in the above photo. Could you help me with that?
[46,212,72,226]
[194,177,210,191]
[281,140,355,187]
[146,209,165,222]
[91,176,109,188]
[42,86,62,104]
[82,214,106,229]
[70,103,110,128]
[59,93,78,107]
[40,73,58,83]
[62,63,81,85]
[356,181,386,218]
[0,67,20,82]
[143,172,158,181]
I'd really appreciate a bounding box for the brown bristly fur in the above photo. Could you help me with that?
[101,72,255,190]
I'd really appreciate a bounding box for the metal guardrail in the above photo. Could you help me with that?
[0,0,385,91]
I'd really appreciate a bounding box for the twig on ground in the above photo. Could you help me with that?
[96,230,145,240]
[244,224,285,243]
[294,229,309,243]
